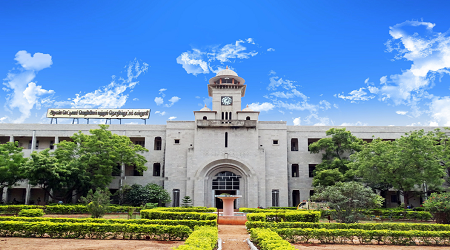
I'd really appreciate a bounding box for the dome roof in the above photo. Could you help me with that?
[200,105,211,111]
[242,105,253,111]
[208,66,245,85]
[216,68,238,77]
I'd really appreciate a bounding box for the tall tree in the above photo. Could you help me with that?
[309,128,363,187]
[26,125,148,202]
[0,142,27,190]
[350,129,447,208]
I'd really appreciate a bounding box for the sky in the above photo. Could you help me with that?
[1,1,450,126]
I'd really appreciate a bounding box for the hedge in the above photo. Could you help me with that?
[240,208,293,213]
[155,207,216,213]
[18,209,44,217]
[175,226,218,250]
[0,216,216,230]
[0,205,142,214]
[250,228,295,250]
[246,221,450,231]
[246,211,320,222]
[276,228,450,245]
[140,210,217,220]
[0,221,191,240]
[364,210,432,221]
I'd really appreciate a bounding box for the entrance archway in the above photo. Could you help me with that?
[212,171,240,209]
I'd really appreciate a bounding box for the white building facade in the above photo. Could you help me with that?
[0,69,441,208]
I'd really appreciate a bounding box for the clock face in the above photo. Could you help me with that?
[221,96,233,105]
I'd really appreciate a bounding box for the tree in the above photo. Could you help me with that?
[79,188,111,218]
[0,142,27,190]
[181,196,192,207]
[124,183,171,206]
[311,181,383,223]
[25,125,148,203]
[422,192,450,224]
[350,130,447,208]
[309,128,363,187]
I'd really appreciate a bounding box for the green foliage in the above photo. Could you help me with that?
[308,128,363,187]
[311,181,383,223]
[175,226,218,250]
[350,130,447,207]
[0,221,191,240]
[0,204,142,214]
[276,228,450,245]
[181,196,192,207]
[25,125,148,203]
[124,183,170,206]
[240,208,295,213]
[79,188,111,218]
[0,142,27,189]
[250,228,295,250]
[17,209,44,217]
[155,207,216,212]
[140,210,217,220]
[246,221,447,231]
[0,216,216,229]
[246,211,320,222]
[423,192,450,213]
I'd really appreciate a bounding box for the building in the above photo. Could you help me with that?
[0,69,441,208]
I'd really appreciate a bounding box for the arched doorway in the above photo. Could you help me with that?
[212,171,240,209]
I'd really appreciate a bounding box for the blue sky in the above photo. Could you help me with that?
[2,1,450,126]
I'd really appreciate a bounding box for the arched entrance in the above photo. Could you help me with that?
[212,171,240,209]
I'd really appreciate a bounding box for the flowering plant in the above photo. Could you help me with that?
[422,192,450,213]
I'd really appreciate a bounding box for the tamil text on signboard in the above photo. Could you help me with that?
[46,109,150,119]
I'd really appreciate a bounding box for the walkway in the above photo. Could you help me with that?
[218,225,250,250]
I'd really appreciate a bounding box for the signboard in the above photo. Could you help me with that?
[46,109,150,119]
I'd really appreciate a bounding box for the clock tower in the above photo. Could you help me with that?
[207,67,247,120]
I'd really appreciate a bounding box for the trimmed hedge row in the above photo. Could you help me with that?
[364,210,432,221]
[140,210,217,221]
[18,209,44,217]
[250,228,295,250]
[175,226,218,250]
[276,228,450,245]
[0,205,142,214]
[0,221,191,240]
[155,207,216,213]
[240,208,293,213]
[246,221,450,231]
[246,211,320,222]
[0,216,216,230]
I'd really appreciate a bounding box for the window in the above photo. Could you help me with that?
[50,140,54,150]
[291,138,298,151]
[273,140,278,145]
[225,132,228,148]
[134,140,145,147]
[307,138,320,151]
[28,140,32,149]
[222,112,224,120]
[272,190,279,207]
[292,164,299,177]
[212,171,240,190]
[174,139,180,144]
[308,164,316,178]
[309,190,315,197]
[292,190,300,207]
[203,116,207,120]
[246,116,250,120]
[154,137,162,150]
[133,166,143,176]
[229,112,232,120]
[173,189,180,207]
[153,163,161,176]
[390,194,398,203]
[225,112,228,120]
[35,140,39,150]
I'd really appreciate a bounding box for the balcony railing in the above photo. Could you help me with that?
[197,119,257,128]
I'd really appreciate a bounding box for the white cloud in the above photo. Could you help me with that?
[168,116,177,120]
[154,97,164,106]
[177,38,260,75]
[430,96,450,126]
[269,89,308,100]
[155,111,166,116]
[14,50,52,71]
[380,76,387,84]
[267,48,275,52]
[164,96,180,107]
[70,59,148,108]
[159,88,167,97]
[304,114,333,126]
[133,98,139,101]
[396,111,408,115]
[340,121,368,126]
[0,116,9,123]
[429,121,439,126]
[274,100,317,112]
[248,102,274,111]
[319,100,331,110]
[293,117,301,126]
[3,50,54,123]
[267,76,296,90]
[337,88,374,103]
[333,104,339,109]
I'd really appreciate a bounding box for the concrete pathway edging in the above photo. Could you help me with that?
[246,238,258,250]
[217,238,222,250]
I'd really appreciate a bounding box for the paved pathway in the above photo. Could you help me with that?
[218,225,250,250]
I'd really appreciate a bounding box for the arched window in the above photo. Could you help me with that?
[212,171,240,190]
[246,116,250,120]
[154,137,162,150]
[203,116,207,120]
[225,132,228,148]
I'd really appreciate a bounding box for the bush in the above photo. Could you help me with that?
[124,183,171,206]
[0,221,191,240]
[79,189,111,218]
[140,210,217,220]
[423,192,450,223]
[250,228,295,250]
[155,207,216,213]
[18,209,44,217]
[175,226,218,249]
[246,211,320,222]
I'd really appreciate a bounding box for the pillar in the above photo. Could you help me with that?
[24,183,31,205]
[2,187,8,204]
[54,136,59,150]
[9,136,14,143]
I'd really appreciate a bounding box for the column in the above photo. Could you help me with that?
[9,136,14,143]
[31,131,36,151]
[54,136,59,150]
[24,184,31,205]
[2,187,8,204]
[72,190,77,204]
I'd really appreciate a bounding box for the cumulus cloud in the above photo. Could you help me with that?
[168,116,177,120]
[155,111,166,116]
[3,50,54,123]
[248,102,274,111]
[164,96,180,107]
[430,96,450,126]
[293,117,301,126]
[176,38,259,75]
[70,59,148,108]
[396,111,408,115]
[155,97,164,106]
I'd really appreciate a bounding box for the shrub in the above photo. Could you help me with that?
[79,189,110,218]
[423,192,450,223]
[246,211,320,222]
[18,209,44,217]
[155,207,216,213]
[140,210,217,221]
[250,228,295,250]
[175,226,218,249]
[181,196,192,208]
[124,183,171,206]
